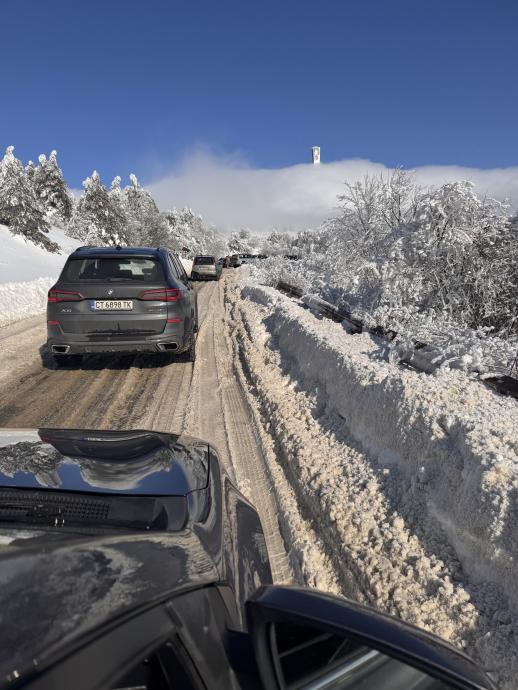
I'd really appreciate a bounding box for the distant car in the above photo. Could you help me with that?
[191,255,221,281]
[47,246,197,366]
[228,254,242,268]
[0,427,496,690]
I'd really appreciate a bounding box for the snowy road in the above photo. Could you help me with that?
[1,271,518,688]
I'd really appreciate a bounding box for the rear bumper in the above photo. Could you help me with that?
[191,271,218,280]
[47,330,190,356]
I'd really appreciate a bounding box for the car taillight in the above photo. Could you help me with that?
[48,290,83,303]
[140,288,182,302]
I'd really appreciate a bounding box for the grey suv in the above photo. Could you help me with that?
[47,246,197,365]
[191,255,221,280]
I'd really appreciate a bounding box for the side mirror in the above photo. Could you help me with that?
[242,587,494,690]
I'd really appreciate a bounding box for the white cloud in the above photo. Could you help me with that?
[147,151,518,234]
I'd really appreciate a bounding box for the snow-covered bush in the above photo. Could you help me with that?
[248,170,518,372]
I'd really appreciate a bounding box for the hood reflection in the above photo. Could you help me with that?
[0,429,209,495]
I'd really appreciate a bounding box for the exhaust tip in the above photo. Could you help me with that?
[51,345,70,354]
[158,342,179,352]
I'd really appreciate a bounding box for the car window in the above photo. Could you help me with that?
[167,254,181,280]
[193,257,215,265]
[170,254,188,282]
[63,258,165,282]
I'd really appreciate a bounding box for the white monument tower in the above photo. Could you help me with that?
[311,146,321,165]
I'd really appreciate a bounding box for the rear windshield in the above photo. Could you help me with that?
[193,256,215,265]
[63,257,165,282]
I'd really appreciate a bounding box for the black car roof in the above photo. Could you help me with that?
[0,428,209,496]
[69,246,170,259]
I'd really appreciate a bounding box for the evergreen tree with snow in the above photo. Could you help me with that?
[123,174,170,246]
[32,150,73,222]
[67,171,128,246]
[109,175,129,231]
[25,160,36,184]
[124,174,158,219]
[0,146,58,251]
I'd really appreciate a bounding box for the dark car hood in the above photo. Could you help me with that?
[0,428,209,496]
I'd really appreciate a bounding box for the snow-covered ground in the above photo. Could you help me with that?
[0,224,79,327]
[228,267,518,689]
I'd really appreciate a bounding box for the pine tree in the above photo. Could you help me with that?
[123,174,169,246]
[67,171,128,246]
[124,174,158,219]
[32,150,73,222]
[25,160,36,184]
[0,146,58,251]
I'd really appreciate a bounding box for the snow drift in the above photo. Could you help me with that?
[0,225,79,327]
[230,275,518,688]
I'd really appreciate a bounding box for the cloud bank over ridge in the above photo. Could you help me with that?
[147,152,518,234]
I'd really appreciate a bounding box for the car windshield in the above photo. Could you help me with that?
[62,257,165,282]
[194,256,215,265]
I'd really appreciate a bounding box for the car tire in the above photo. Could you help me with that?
[53,354,82,368]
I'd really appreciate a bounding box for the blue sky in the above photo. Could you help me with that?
[1,0,517,190]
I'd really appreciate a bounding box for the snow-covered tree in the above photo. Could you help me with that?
[274,171,518,340]
[25,160,36,184]
[165,207,208,254]
[124,174,158,219]
[0,146,58,251]
[228,228,254,254]
[32,150,73,222]
[122,174,172,246]
[261,230,294,256]
[67,171,128,246]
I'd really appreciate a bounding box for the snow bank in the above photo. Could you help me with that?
[243,258,518,377]
[231,276,518,688]
[0,277,57,326]
[0,225,80,327]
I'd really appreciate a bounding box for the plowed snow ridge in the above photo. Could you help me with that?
[229,277,518,689]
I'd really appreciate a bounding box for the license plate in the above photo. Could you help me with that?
[94,300,133,310]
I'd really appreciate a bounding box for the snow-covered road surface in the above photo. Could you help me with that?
[1,271,517,687]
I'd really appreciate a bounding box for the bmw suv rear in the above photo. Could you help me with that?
[47,246,197,365]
